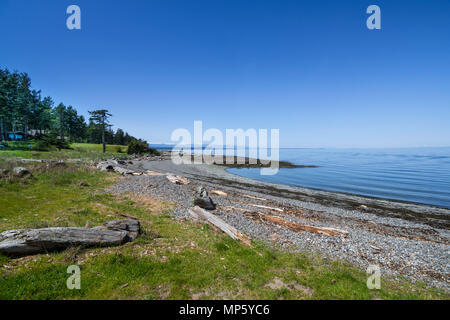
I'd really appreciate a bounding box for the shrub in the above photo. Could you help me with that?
[149,147,161,156]
[37,135,72,151]
[127,139,149,155]
[31,140,51,151]
[115,145,124,153]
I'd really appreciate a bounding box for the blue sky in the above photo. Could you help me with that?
[0,0,449,148]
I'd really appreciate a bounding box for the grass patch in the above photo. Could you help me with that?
[0,143,128,160]
[0,161,448,300]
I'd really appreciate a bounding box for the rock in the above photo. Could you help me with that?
[193,187,216,210]
[47,160,67,169]
[0,219,140,257]
[13,167,32,178]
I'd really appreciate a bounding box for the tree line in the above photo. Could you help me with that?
[0,67,141,146]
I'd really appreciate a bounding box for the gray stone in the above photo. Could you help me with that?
[13,167,32,178]
[193,187,216,210]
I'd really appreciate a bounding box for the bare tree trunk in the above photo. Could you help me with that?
[102,119,106,153]
[12,120,16,141]
[0,117,4,141]
[23,122,28,140]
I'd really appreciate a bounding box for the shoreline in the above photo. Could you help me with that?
[105,157,450,291]
[225,167,450,211]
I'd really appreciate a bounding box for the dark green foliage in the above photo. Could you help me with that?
[29,134,71,151]
[127,139,161,156]
[89,109,112,153]
[0,67,148,147]
[149,147,161,156]
[127,139,150,155]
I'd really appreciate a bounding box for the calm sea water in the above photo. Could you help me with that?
[226,147,450,209]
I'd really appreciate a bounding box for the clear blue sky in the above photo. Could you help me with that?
[1,0,449,148]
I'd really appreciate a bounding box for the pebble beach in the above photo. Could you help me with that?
[105,156,450,291]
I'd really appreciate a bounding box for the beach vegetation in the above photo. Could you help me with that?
[0,158,446,300]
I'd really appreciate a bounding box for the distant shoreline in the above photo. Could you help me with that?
[174,154,318,169]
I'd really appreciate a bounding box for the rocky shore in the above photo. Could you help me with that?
[103,156,450,291]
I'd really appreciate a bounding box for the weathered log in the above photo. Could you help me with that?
[248,204,284,212]
[0,219,140,257]
[210,190,228,197]
[96,161,135,175]
[96,162,115,172]
[113,166,135,175]
[167,175,190,185]
[243,194,267,201]
[144,170,165,176]
[223,205,348,237]
[20,158,45,163]
[259,214,349,237]
[189,206,251,246]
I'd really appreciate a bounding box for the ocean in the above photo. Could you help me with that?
[226,147,450,209]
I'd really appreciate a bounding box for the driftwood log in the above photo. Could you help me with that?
[243,194,267,201]
[144,170,166,176]
[0,219,140,257]
[189,206,251,246]
[210,190,228,197]
[247,203,284,212]
[261,215,349,237]
[223,205,349,237]
[166,175,190,185]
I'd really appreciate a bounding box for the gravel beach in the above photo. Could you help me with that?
[105,156,450,291]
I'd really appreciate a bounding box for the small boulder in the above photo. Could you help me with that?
[13,167,32,178]
[193,187,216,210]
[47,160,67,169]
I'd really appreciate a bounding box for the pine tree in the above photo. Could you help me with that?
[89,109,112,153]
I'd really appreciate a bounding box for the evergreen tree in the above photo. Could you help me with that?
[89,109,112,153]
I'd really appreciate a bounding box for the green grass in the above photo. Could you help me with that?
[0,142,128,160]
[0,161,448,300]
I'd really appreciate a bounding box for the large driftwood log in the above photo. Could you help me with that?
[96,161,135,175]
[261,215,349,237]
[247,204,284,212]
[223,205,348,237]
[189,206,251,246]
[0,220,140,257]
